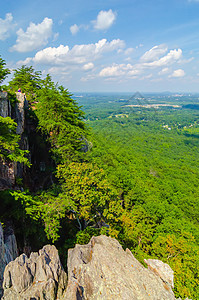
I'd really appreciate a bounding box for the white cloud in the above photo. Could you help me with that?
[99,65,124,77]
[142,48,182,68]
[140,74,153,80]
[16,57,32,65]
[32,39,125,65]
[93,9,117,30]
[158,67,169,75]
[82,62,94,71]
[169,69,185,78]
[128,68,141,76]
[70,24,79,35]
[99,63,140,78]
[11,17,53,52]
[0,13,15,40]
[141,44,168,62]
[99,45,183,79]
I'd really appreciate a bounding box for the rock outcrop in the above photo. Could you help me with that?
[2,235,183,299]
[64,235,176,300]
[0,223,18,298]
[0,92,11,118]
[2,245,67,300]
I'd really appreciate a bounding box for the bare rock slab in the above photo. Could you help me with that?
[64,235,176,300]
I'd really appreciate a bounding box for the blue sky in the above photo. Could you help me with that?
[1,0,199,92]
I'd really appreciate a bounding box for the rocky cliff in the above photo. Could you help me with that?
[0,223,18,298]
[2,235,184,300]
[0,91,53,192]
[0,92,27,190]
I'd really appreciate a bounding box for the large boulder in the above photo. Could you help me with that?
[64,235,176,300]
[2,245,67,300]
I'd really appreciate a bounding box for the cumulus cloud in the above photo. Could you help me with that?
[93,9,117,30]
[0,13,15,40]
[99,45,183,79]
[10,17,53,52]
[70,24,79,35]
[82,62,94,71]
[99,63,140,78]
[169,69,185,77]
[142,48,182,68]
[99,65,124,77]
[141,44,168,62]
[31,39,125,65]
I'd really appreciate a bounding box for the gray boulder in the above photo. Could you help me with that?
[64,235,176,300]
[2,245,67,300]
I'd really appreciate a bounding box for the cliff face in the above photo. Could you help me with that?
[2,235,182,300]
[0,92,52,191]
[0,92,27,190]
[0,92,11,118]
[0,223,18,298]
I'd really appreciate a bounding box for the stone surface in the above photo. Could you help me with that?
[64,235,176,300]
[2,245,67,300]
[0,92,11,118]
[0,92,26,190]
[15,92,25,135]
[0,223,18,298]
[0,92,15,190]
[144,258,174,288]
[2,235,182,299]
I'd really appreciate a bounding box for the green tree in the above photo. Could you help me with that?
[35,75,87,162]
[8,65,41,102]
[0,56,10,87]
[12,162,119,242]
[0,116,30,165]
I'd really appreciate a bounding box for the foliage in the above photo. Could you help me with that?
[76,227,101,244]
[0,56,10,87]
[151,233,199,299]
[0,116,30,165]
[35,75,87,162]
[8,65,41,102]
[13,162,118,242]
[56,162,117,222]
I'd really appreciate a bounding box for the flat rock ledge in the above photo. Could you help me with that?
[2,235,187,300]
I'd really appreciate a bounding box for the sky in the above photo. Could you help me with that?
[1,0,199,92]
